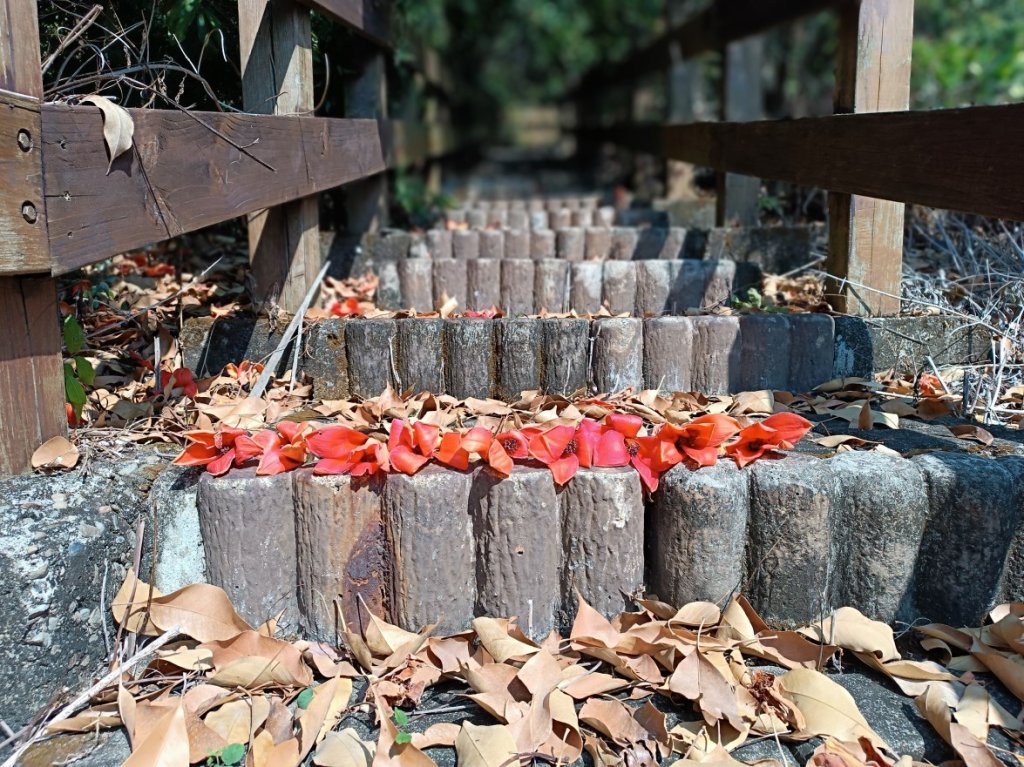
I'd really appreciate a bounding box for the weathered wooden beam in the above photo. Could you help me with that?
[0,0,66,475]
[42,109,389,275]
[716,37,763,227]
[579,103,1024,223]
[239,0,321,312]
[827,0,914,316]
[298,0,391,49]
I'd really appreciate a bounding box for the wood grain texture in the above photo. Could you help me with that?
[0,89,48,273]
[42,107,389,274]
[582,102,1024,223]
[342,46,388,237]
[827,0,914,316]
[0,0,66,474]
[297,0,391,48]
[239,0,321,312]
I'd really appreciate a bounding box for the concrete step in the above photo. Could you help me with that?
[196,450,1024,640]
[182,314,837,399]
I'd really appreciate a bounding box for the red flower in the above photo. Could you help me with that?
[664,414,741,467]
[158,368,198,399]
[463,308,500,319]
[173,427,246,476]
[435,430,472,470]
[725,412,812,468]
[577,418,630,469]
[307,425,375,474]
[529,425,580,485]
[388,420,439,475]
[602,413,682,492]
[329,297,363,317]
[484,429,532,477]
[234,429,306,475]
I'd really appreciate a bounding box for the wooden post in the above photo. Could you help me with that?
[716,37,764,226]
[0,0,66,475]
[826,0,914,315]
[238,0,321,312]
[342,38,388,245]
[665,0,703,200]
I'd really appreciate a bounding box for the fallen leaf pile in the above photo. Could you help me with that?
[28,574,1023,767]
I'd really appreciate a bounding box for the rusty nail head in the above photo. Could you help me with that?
[21,201,37,223]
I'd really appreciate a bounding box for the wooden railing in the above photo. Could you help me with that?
[573,0,1024,318]
[0,0,456,474]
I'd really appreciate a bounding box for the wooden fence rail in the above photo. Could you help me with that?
[0,0,457,474]
[574,0,935,318]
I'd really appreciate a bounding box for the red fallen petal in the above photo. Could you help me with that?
[548,454,579,486]
[435,431,470,470]
[486,440,514,477]
[215,427,247,449]
[575,419,604,468]
[413,422,440,455]
[388,420,412,452]
[233,434,266,463]
[604,412,642,439]
[639,436,684,471]
[726,442,769,468]
[313,457,354,475]
[593,430,631,467]
[680,444,720,467]
[181,430,217,448]
[390,445,431,475]
[529,425,576,464]
[276,420,304,444]
[257,448,291,476]
[307,426,368,459]
[757,412,813,446]
[173,443,219,466]
[631,454,660,493]
[683,414,742,448]
[207,449,236,477]
[252,430,283,452]
[461,427,493,455]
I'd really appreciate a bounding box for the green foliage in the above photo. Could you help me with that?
[392,172,452,230]
[732,288,789,314]
[62,316,92,420]
[206,743,245,766]
[392,708,412,744]
[296,688,315,709]
[62,315,85,356]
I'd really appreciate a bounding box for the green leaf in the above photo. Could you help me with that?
[63,315,85,355]
[393,709,409,727]
[74,356,96,387]
[64,362,87,418]
[296,688,314,709]
[394,731,412,745]
[219,743,246,765]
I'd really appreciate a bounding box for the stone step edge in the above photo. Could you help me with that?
[195,451,1024,641]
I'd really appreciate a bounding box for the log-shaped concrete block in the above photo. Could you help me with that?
[570,262,603,314]
[649,461,750,606]
[643,317,695,392]
[912,453,1023,625]
[384,466,476,633]
[559,468,644,623]
[453,229,480,260]
[479,230,505,260]
[486,209,507,228]
[197,469,299,630]
[500,259,536,316]
[584,227,612,261]
[997,457,1024,604]
[597,206,616,227]
[375,261,402,310]
[610,228,639,260]
[557,228,585,261]
[432,258,468,310]
[636,261,681,315]
[591,318,643,393]
[830,452,929,623]
[571,209,594,228]
[660,227,688,259]
[691,316,742,394]
[471,467,561,638]
[529,211,549,231]
[739,315,792,391]
[397,319,444,394]
[530,229,556,259]
[703,260,737,308]
[444,319,495,399]
[293,471,387,638]
[397,259,433,312]
[346,319,397,398]
[552,208,571,229]
[535,260,570,313]
[426,229,452,259]
[505,229,530,260]
[467,259,502,311]
[635,228,669,260]
[306,319,349,400]
[542,318,589,395]
[747,454,840,626]
[788,314,835,392]
[496,319,542,400]
[669,260,711,312]
[466,209,487,229]
[508,209,529,230]
[602,261,638,315]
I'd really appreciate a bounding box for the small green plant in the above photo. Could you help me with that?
[392,171,453,230]
[206,743,245,766]
[759,194,784,218]
[393,708,412,745]
[731,287,789,314]
[63,315,95,421]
